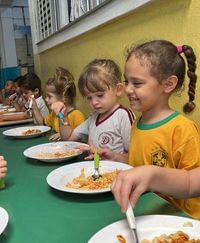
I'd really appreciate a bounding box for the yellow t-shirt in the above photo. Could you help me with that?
[129,111,200,219]
[44,109,85,132]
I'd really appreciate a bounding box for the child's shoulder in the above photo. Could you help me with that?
[173,113,199,133]
[69,108,85,118]
[116,105,136,120]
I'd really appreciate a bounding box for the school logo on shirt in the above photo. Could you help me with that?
[98,132,114,145]
[151,146,168,167]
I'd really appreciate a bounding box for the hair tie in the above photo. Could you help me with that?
[177,46,183,54]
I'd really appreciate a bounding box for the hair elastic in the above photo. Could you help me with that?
[177,46,183,54]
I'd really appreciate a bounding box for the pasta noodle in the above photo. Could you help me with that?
[141,231,200,243]
[117,234,126,243]
[66,168,121,190]
[21,129,41,135]
[35,150,79,159]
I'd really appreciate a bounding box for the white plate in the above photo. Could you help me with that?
[88,215,200,242]
[46,160,133,194]
[24,141,87,162]
[3,125,51,138]
[0,207,9,235]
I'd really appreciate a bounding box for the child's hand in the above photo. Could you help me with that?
[49,133,61,141]
[51,101,67,116]
[111,166,154,213]
[98,147,116,161]
[0,156,7,179]
[9,93,17,102]
[30,97,37,110]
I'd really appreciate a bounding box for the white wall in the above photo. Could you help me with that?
[0,7,17,67]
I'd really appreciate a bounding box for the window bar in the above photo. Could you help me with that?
[41,0,45,40]
[86,0,90,11]
[52,0,58,32]
[45,0,50,37]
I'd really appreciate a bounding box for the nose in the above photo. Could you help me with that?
[125,83,134,95]
[90,97,98,106]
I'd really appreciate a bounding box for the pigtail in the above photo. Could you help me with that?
[182,45,197,113]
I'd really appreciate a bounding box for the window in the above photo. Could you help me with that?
[34,0,108,42]
[28,0,151,53]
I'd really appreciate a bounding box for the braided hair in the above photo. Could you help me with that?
[181,45,197,113]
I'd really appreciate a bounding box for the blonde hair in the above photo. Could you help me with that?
[78,59,122,96]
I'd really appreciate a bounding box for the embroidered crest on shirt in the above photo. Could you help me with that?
[98,132,114,146]
[151,146,168,167]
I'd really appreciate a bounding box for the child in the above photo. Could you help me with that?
[34,67,85,141]
[19,72,49,123]
[9,76,26,110]
[0,155,7,179]
[122,40,200,219]
[112,165,200,213]
[52,59,135,159]
[1,79,15,105]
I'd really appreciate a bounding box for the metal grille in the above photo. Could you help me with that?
[36,0,58,41]
[35,0,107,42]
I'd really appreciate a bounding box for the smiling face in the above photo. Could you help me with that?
[124,56,167,115]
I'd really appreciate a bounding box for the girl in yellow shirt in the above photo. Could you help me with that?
[121,40,200,219]
[34,67,85,140]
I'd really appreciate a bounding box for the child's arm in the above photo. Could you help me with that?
[51,102,80,141]
[9,94,24,111]
[31,98,45,125]
[97,148,128,163]
[0,156,7,179]
[111,165,198,212]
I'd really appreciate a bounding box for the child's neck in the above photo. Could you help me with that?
[141,107,174,124]
[98,103,120,121]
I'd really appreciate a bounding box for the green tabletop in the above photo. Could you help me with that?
[0,126,186,243]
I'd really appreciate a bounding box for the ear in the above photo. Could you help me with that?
[116,83,124,97]
[163,75,178,93]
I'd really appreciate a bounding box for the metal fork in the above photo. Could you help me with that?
[126,202,139,243]
[92,148,102,180]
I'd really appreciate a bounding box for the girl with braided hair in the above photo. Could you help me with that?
[122,40,200,219]
[35,67,85,141]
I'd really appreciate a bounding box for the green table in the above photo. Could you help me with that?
[0,126,186,243]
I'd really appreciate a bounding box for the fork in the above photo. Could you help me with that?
[126,202,139,243]
[92,148,102,180]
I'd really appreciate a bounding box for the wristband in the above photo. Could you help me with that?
[58,112,70,126]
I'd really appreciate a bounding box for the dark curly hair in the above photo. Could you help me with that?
[126,40,197,113]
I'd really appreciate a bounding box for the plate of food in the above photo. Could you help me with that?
[0,207,9,235]
[23,141,87,162]
[0,107,16,114]
[3,125,51,138]
[46,160,133,194]
[88,215,200,243]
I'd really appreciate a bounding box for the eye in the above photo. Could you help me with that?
[97,93,104,98]
[123,79,128,86]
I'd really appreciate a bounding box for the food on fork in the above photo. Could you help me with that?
[21,129,42,135]
[66,168,121,190]
[141,231,200,243]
